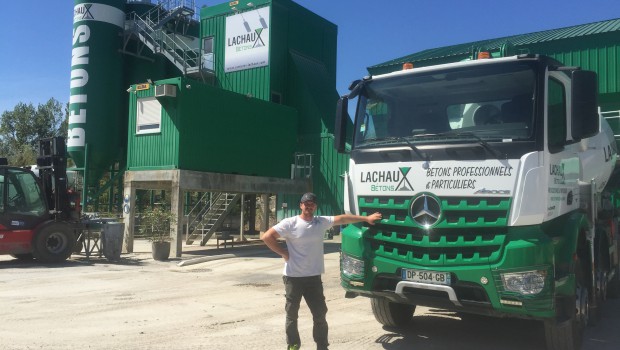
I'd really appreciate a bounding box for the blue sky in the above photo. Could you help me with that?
[1,0,620,114]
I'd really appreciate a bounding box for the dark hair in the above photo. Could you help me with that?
[300,192,317,203]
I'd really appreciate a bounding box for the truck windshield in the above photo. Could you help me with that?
[354,61,536,148]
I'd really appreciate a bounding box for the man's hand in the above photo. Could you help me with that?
[366,212,382,225]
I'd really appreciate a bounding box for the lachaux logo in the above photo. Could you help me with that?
[396,167,414,191]
[227,12,268,51]
[362,167,414,192]
[252,28,265,48]
[75,3,94,20]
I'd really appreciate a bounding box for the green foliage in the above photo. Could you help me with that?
[138,205,177,243]
[0,98,67,166]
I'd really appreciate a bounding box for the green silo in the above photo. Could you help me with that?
[69,0,126,185]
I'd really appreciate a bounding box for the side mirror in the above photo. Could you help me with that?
[334,96,349,153]
[571,70,599,140]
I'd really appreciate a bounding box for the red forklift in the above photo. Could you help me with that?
[0,137,81,262]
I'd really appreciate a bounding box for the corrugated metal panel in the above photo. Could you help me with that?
[201,0,345,215]
[368,18,620,98]
[319,134,349,215]
[177,77,298,178]
[290,52,336,128]
[201,5,271,101]
[126,80,180,170]
[371,18,620,69]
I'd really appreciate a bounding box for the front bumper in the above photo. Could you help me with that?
[341,225,558,319]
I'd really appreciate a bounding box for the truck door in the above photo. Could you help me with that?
[545,72,580,220]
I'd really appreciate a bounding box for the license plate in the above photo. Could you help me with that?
[401,268,451,285]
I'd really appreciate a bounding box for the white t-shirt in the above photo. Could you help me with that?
[273,215,334,277]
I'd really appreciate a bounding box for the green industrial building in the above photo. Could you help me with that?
[70,0,620,257]
[70,0,348,257]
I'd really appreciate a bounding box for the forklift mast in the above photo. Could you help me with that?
[37,137,70,220]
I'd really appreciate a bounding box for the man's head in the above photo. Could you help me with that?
[299,192,317,218]
[300,192,317,205]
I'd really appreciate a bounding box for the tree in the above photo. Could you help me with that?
[0,98,66,165]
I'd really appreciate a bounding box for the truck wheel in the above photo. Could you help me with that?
[32,223,75,263]
[591,238,608,324]
[370,297,415,327]
[544,258,588,350]
[607,266,620,298]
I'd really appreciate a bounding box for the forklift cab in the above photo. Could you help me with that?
[0,166,48,229]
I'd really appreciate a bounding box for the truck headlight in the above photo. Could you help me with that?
[341,253,364,278]
[501,270,546,295]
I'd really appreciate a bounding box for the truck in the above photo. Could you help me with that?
[0,137,81,262]
[334,53,620,350]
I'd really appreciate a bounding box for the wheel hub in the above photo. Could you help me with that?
[46,233,68,254]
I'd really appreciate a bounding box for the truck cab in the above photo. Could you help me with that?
[335,54,620,350]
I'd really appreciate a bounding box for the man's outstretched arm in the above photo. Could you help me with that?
[333,212,382,226]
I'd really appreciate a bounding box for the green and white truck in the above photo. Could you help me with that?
[334,53,620,350]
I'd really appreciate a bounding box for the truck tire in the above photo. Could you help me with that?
[544,258,588,350]
[32,223,75,263]
[607,266,620,298]
[370,297,415,327]
[591,237,608,324]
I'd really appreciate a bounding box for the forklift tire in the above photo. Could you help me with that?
[32,223,75,263]
[10,253,34,261]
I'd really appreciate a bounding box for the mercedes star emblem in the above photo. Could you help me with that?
[410,193,441,228]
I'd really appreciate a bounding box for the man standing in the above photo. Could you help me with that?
[262,192,382,350]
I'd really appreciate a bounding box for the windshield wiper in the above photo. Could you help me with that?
[439,131,506,159]
[361,137,430,161]
[396,136,430,162]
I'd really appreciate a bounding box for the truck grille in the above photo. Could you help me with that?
[359,196,510,266]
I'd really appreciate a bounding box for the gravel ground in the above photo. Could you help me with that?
[1,236,618,350]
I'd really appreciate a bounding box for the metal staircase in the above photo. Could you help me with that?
[123,0,210,80]
[185,193,241,245]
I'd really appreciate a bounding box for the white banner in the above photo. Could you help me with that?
[73,3,125,28]
[225,8,270,73]
[352,159,520,197]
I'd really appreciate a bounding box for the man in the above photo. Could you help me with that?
[262,192,382,350]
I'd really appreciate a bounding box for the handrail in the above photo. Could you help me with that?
[144,0,199,23]
[185,192,210,218]
[185,192,219,236]
[126,11,200,72]
[183,193,240,244]
[185,192,229,238]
